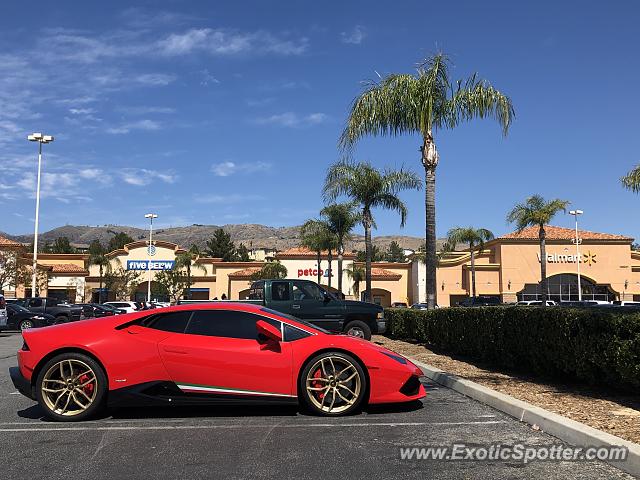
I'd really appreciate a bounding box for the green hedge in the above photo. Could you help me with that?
[385,307,640,392]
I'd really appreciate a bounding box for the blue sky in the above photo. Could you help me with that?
[1,1,639,241]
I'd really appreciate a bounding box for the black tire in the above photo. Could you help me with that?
[299,351,367,416]
[55,315,68,324]
[343,320,372,340]
[35,352,107,422]
[19,319,35,331]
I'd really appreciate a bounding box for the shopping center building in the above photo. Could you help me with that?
[1,225,639,307]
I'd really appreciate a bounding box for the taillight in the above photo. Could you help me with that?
[21,338,29,351]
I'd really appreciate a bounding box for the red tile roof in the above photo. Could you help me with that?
[370,268,402,280]
[228,267,261,279]
[277,247,356,259]
[499,225,632,242]
[0,235,22,247]
[49,263,89,275]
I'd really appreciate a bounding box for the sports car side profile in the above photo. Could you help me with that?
[9,303,425,421]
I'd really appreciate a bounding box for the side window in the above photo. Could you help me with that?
[284,324,311,341]
[292,281,324,301]
[146,311,193,333]
[271,281,290,301]
[29,298,42,308]
[248,282,264,300]
[185,310,281,340]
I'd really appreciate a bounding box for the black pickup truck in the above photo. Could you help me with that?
[180,279,385,340]
[22,297,83,323]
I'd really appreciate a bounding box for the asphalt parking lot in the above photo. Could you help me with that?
[0,332,632,480]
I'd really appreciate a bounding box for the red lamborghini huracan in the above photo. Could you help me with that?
[9,303,425,421]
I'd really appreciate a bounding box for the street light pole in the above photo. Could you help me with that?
[570,209,583,302]
[145,213,158,302]
[27,133,54,297]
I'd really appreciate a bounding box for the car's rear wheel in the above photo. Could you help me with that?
[343,320,372,340]
[19,319,34,330]
[35,353,107,422]
[299,352,366,416]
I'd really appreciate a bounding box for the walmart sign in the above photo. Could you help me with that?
[126,260,175,271]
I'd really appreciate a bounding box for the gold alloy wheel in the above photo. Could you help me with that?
[305,356,362,414]
[40,359,98,416]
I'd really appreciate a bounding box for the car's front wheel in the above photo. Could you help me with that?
[35,352,107,421]
[19,319,34,330]
[299,352,367,416]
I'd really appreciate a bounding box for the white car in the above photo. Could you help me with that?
[612,301,640,307]
[103,301,140,314]
[515,300,557,306]
[0,295,7,331]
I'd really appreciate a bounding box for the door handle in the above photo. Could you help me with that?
[162,347,188,354]
[292,304,301,309]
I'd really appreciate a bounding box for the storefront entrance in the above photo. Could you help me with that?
[517,273,615,302]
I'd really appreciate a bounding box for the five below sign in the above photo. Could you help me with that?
[127,260,175,270]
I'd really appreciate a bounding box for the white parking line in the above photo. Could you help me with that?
[0,420,507,433]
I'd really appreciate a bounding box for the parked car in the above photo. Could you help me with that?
[78,304,120,318]
[23,297,82,323]
[96,303,126,315]
[612,301,640,307]
[559,300,611,307]
[391,302,408,308]
[457,296,501,307]
[410,303,430,310]
[6,304,56,330]
[178,279,385,340]
[10,303,425,421]
[103,301,141,314]
[0,295,7,331]
[515,300,557,306]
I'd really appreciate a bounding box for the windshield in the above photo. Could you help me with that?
[259,307,330,334]
[9,304,30,313]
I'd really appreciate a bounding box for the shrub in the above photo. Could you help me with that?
[385,307,640,391]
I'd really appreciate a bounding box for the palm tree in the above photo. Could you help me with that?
[88,240,110,303]
[621,165,640,192]
[344,263,365,300]
[175,244,206,300]
[320,203,359,295]
[507,195,570,305]
[324,161,421,302]
[300,219,336,286]
[446,227,494,299]
[340,53,514,309]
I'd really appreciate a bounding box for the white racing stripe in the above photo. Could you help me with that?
[0,420,507,433]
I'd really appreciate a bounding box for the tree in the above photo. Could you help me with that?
[0,251,25,292]
[300,219,337,287]
[175,245,206,300]
[250,261,288,280]
[386,241,405,262]
[445,227,494,299]
[320,203,359,295]
[50,236,76,254]
[205,228,238,261]
[20,266,49,296]
[340,53,514,309]
[88,240,110,303]
[507,195,569,305]
[108,232,134,252]
[324,161,421,302]
[355,245,384,262]
[236,243,251,262]
[104,263,141,301]
[344,263,365,300]
[621,165,640,192]
[153,267,192,304]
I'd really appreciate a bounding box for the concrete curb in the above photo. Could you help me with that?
[411,359,640,478]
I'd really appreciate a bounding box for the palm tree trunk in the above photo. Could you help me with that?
[337,244,343,297]
[422,133,439,309]
[327,249,333,290]
[99,264,103,303]
[539,225,548,306]
[364,208,373,302]
[186,263,191,300]
[470,247,476,298]
[317,251,322,284]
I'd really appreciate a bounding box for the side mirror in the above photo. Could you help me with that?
[323,291,331,303]
[256,320,282,343]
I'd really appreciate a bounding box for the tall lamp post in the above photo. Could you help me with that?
[569,209,583,301]
[144,213,158,302]
[27,133,54,297]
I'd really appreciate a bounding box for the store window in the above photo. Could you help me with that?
[517,274,614,302]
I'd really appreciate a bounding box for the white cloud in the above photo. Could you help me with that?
[341,25,366,45]
[106,119,161,135]
[194,193,264,204]
[254,112,329,128]
[135,73,176,86]
[211,161,271,176]
[119,168,178,186]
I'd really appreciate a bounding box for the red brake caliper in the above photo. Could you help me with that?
[78,374,94,396]
[312,368,324,400]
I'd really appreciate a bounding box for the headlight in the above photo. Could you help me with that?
[33,316,45,320]
[376,311,384,319]
[381,351,407,364]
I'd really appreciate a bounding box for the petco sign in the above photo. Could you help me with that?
[126,260,175,270]
[297,267,332,278]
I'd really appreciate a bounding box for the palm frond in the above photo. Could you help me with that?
[622,165,640,192]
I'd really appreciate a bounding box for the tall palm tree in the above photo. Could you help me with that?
[88,240,110,303]
[344,263,365,300]
[324,161,421,302]
[175,244,206,300]
[446,227,494,299]
[507,195,570,305]
[300,219,337,286]
[320,203,359,295]
[621,165,640,192]
[340,53,514,309]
